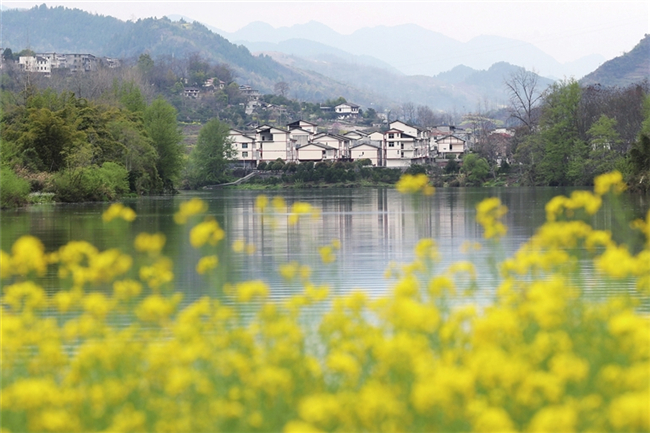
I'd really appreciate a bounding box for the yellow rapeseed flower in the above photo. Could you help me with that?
[102,203,136,222]
[476,197,508,239]
[594,170,626,196]
[190,218,225,248]
[10,235,48,276]
[396,173,435,195]
[196,255,219,274]
[174,198,208,224]
[134,232,166,254]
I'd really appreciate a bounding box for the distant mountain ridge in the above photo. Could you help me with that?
[221,21,605,79]
[580,35,650,87]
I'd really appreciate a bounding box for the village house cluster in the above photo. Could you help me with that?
[9,52,120,76]
[228,118,471,168]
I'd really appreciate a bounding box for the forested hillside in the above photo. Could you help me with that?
[1,5,380,105]
[580,35,650,87]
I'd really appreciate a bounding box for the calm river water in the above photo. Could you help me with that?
[2,187,648,308]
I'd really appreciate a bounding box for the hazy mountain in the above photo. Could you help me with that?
[244,39,403,74]
[580,35,650,87]
[0,6,385,106]
[223,21,605,79]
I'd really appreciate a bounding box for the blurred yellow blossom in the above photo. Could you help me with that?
[190,218,225,248]
[174,198,208,224]
[594,170,626,196]
[134,232,166,254]
[396,173,435,195]
[476,197,508,239]
[196,255,219,274]
[102,203,136,222]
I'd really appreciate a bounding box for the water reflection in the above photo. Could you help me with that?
[1,187,647,305]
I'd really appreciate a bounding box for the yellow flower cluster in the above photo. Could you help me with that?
[594,170,627,196]
[102,203,136,222]
[395,173,435,195]
[318,239,341,264]
[1,176,649,433]
[476,197,508,239]
[173,197,208,224]
[190,218,225,248]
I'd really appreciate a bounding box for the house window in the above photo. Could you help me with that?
[388,142,395,147]
[242,152,248,158]
[388,133,394,139]
[242,143,248,149]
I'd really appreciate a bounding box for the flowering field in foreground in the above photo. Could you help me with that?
[1,172,649,432]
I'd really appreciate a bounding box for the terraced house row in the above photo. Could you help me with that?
[229,119,471,168]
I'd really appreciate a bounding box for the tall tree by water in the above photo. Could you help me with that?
[537,79,585,186]
[143,97,184,192]
[187,118,235,188]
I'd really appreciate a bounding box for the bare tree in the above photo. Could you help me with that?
[416,105,437,127]
[401,102,416,124]
[504,67,545,130]
[274,81,289,97]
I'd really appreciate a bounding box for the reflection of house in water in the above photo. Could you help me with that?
[221,189,481,293]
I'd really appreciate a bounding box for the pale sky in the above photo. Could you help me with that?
[2,1,648,63]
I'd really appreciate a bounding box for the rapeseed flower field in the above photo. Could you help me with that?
[1,172,649,432]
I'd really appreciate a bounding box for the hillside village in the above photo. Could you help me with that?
[6,50,502,170]
[228,119,477,169]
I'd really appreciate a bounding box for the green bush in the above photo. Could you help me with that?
[0,167,30,208]
[53,163,129,202]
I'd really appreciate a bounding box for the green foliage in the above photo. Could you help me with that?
[461,154,490,184]
[537,79,584,186]
[405,164,427,175]
[187,118,234,188]
[444,158,460,174]
[113,80,147,113]
[53,163,129,202]
[0,166,30,208]
[144,98,184,192]
[584,115,623,181]
[627,97,650,192]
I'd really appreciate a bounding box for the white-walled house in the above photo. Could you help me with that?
[287,120,318,134]
[381,121,431,167]
[435,134,467,159]
[335,102,360,119]
[255,125,291,162]
[312,133,352,159]
[350,141,382,166]
[297,142,338,162]
[229,129,258,167]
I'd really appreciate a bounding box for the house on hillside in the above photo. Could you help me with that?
[335,102,360,119]
[184,87,200,98]
[287,119,318,134]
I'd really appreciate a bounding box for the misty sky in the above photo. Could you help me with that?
[3,1,648,63]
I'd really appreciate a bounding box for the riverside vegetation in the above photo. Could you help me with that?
[1,171,649,432]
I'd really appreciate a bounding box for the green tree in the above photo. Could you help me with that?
[627,95,650,192]
[187,118,234,188]
[461,153,490,184]
[143,97,184,192]
[584,115,622,181]
[537,79,586,186]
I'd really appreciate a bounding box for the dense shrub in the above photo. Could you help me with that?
[53,163,129,202]
[0,167,30,208]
